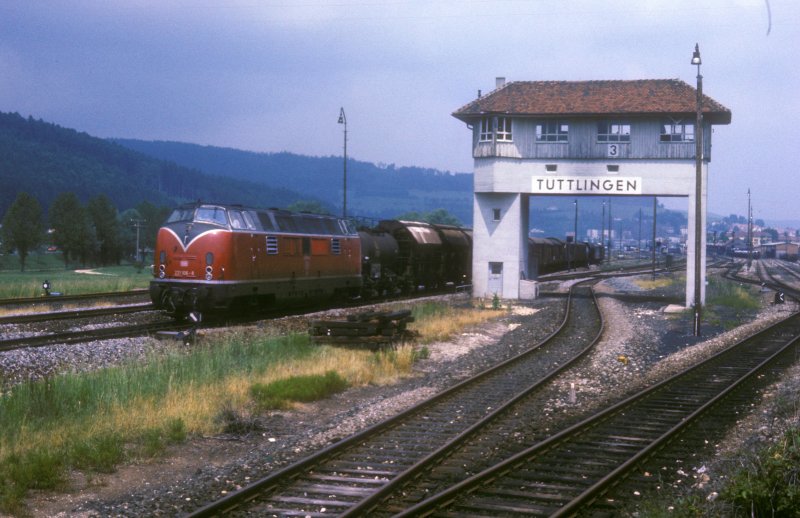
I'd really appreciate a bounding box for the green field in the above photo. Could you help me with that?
[0,253,151,298]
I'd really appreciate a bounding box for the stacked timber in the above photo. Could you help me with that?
[309,309,415,348]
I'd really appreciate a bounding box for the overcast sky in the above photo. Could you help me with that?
[1,1,798,222]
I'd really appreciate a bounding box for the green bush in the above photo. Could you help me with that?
[720,428,800,515]
[0,448,65,514]
[706,278,760,311]
[250,371,349,410]
[68,433,125,473]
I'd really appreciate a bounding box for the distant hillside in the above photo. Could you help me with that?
[0,112,318,216]
[111,139,474,224]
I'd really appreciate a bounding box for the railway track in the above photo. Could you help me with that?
[0,288,149,309]
[0,320,192,352]
[0,303,154,326]
[186,281,604,517]
[391,264,800,517]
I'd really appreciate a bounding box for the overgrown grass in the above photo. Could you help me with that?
[0,300,498,512]
[720,427,800,515]
[409,301,501,343]
[706,277,761,311]
[0,263,150,299]
[633,276,676,290]
[626,426,800,517]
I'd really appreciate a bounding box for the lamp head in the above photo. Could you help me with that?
[691,43,702,65]
[337,107,346,124]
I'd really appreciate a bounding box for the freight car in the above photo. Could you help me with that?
[150,203,362,315]
[150,204,473,316]
[360,220,472,295]
[527,237,604,276]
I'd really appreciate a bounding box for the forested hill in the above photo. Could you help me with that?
[111,139,474,224]
[0,112,312,216]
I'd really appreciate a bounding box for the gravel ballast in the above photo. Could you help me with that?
[3,272,798,517]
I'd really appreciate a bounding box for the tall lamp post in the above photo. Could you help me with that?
[601,200,606,257]
[747,188,753,270]
[607,199,612,264]
[338,107,348,219]
[652,196,657,280]
[691,43,703,336]
[573,199,578,271]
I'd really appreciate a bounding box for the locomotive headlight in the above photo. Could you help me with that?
[158,264,166,279]
[205,265,213,281]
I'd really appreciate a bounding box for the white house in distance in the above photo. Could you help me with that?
[453,78,731,305]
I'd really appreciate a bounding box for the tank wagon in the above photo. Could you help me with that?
[150,203,361,315]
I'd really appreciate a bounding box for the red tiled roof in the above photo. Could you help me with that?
[452,79,731,124]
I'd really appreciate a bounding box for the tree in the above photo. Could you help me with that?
[135,201,170,255]
[1,192,44,271]
[87,195,121,266]
[49,192,90,268]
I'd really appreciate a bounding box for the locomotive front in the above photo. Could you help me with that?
[150,204,236,315]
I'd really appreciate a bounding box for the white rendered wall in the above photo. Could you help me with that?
[472,193,529,299]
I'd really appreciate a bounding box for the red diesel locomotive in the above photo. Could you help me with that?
[150,203,362,315]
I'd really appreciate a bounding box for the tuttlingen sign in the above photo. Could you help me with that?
[531,176,642,195]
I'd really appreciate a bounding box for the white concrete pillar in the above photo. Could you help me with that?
[472,192,529,299]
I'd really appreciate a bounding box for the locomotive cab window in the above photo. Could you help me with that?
[228,210,257,230]
[166,207,194,223]
[257,212,277,232]
[195,206,228,226]
[228,210,245,229]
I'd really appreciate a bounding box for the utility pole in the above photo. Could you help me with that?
[338,107,348,219]
[638,207,642,260]
[652,197,657,279]
[131,218,145,263]
[601,200,606,259]
[691,43,704,337]
[607,199,612,264]
[747,188,752,270]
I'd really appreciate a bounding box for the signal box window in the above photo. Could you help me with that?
[598,121,631,142]
[479,116,513,142]
[496,117,512,141]
[660,120,695,142]
[536,121,569,142]
[479,118,492,142]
